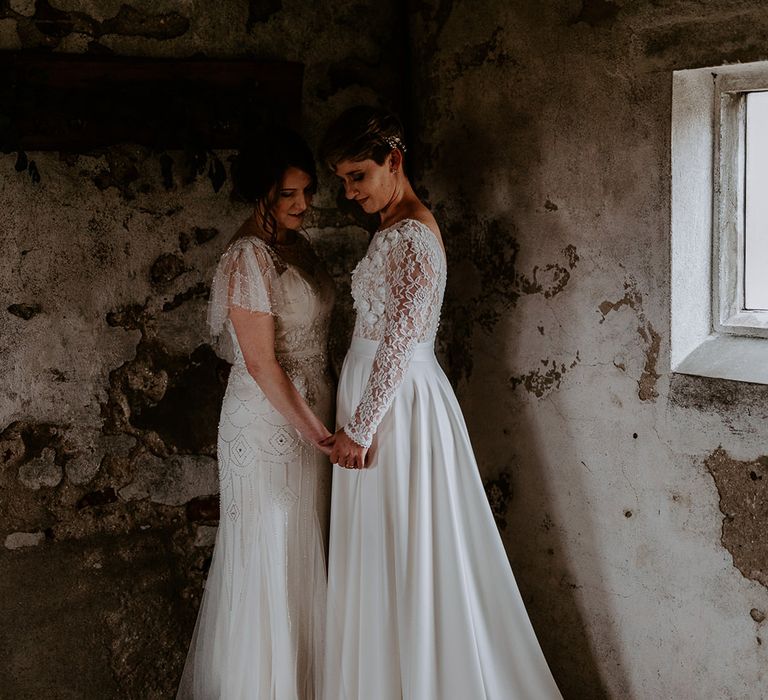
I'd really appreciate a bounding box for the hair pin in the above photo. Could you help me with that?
[384,135,407,153]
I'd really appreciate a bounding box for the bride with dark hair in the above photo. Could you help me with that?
[177,128,334,700]
[319,106,563,700]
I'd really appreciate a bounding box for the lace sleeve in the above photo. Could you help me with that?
[344,232,439,448]
[207,238,279,338]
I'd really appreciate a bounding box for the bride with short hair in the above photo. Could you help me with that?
[319,106,563,700]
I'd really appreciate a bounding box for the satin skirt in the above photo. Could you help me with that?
[324,337,562,700]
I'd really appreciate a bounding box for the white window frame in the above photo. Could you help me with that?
[671,61,768,384]
[714,72,768,336]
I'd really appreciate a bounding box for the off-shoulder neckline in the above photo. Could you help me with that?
[374,217,445,258]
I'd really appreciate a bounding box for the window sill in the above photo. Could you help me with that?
[673,334,768,385]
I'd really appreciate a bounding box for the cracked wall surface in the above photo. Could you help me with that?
[409,0,768,698]
[0,1,404,696]
[5,1,768,698]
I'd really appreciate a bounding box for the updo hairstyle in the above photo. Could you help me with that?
[231,127,317,243]
[319,106,407,171]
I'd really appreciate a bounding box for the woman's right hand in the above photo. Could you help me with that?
[319,429,369,469]
[314,433,334,457]
[310,425,335,457]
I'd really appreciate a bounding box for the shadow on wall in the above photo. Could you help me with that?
[499,241,616,700]
[433,119,624,698]
[510,407,615,700]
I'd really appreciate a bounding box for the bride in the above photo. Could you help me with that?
[319,106,563,699]
[177,129,334,699]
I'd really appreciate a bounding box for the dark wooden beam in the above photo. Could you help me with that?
[0,53,304,151]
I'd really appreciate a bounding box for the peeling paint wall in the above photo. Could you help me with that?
[6,1,768,697]
[410,1,768,697]
[0,2,404,696]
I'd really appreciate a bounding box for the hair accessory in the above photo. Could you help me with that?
[384,135,407,153]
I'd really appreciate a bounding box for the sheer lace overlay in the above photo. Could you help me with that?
[207,236,332,371]
[207,237,282,339]
[344,219,446,448]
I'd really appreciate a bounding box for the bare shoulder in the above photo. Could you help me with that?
[228,219,254,246]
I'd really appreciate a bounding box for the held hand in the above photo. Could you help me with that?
[318,434,336,447]
[328,428,368,470]
[314,431,334,457]
[315,441,333,457]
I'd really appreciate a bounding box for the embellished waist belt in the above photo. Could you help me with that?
[275,348,328,361]
[232,349,328,374]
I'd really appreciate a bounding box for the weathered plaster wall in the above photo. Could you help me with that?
[0,2,404,697]
[410,1,768,697]
[7,1,768,697]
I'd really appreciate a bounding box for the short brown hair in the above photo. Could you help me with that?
[319,106,406,170]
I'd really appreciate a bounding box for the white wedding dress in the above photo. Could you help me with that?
[177,234,334,700]
[325,218,562,700]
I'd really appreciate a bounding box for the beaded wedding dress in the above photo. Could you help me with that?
[324,219,562,700]
[177,234,334,700]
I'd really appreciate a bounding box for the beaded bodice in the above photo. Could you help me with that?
[208,235,335,381]
[344,218,446,447]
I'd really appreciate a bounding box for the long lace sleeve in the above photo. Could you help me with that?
[344,232,440,448]
[207,238,280,338]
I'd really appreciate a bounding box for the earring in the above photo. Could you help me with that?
[390,168,397,174]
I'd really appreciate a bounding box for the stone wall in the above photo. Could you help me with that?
[6,0,768,697]
[0,2,405,697]
[410,1,768,698]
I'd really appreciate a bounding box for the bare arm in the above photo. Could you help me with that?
[229,306,332,453]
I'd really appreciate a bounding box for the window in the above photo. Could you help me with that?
[712,69,768,340]
[671,61,768,384]
[745,91,768,311]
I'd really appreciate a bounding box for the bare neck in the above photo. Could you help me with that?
[379,177,421,229]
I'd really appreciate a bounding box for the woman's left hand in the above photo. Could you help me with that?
[319,429,369,469]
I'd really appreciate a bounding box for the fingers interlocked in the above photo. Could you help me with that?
[334,448,360,469]
[320,428,368,470]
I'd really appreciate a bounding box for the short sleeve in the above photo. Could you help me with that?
[207,238,280,338]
